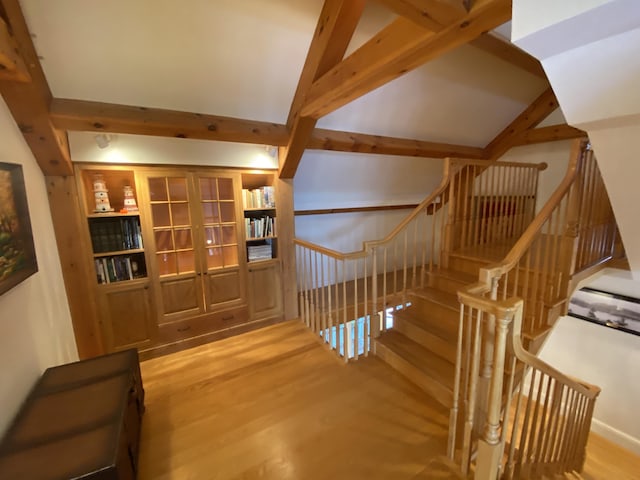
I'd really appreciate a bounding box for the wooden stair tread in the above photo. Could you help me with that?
[376,330,455,390]
[410,286,459,310]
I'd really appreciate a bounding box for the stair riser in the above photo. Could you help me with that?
[404,299,459,337]
[427,272,470,295]
[393,317,457,364]
[374,341,453,408]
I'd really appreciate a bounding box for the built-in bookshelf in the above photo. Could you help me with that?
[80,168,148,285]
[242,173,277,263]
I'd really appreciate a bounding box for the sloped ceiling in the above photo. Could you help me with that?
[19,0,547,148]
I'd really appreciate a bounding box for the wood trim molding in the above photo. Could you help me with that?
[0,0,71,175]
[295,203,419,216]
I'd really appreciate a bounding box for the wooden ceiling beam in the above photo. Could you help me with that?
[374,0,467,31]
[0,16,30,82]
[280,0,366,179]
[484,87,559,159]
[52,97,486,160]
[50,98,291,146]
[301,0,511,119]
[469,34,546,79]
[376,1,546,80]
[0,0,71,175]
[309,128,487,159]
[513,124,586,146]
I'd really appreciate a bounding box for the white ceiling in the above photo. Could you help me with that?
[20,0,548,148]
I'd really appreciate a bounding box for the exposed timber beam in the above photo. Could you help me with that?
[374,0,466,30]
[0,16,29,82]
[485,87,559,159]
[376,1,546,81]
[309,128,487,159]
[50,98,290,146]
[0,0,71,175]
[513,124,586,146]
[52,97,484,160]
[301,0,511,119]
[280,0,366,179]
[469,34,546,79]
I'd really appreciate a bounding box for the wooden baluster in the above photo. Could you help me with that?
[461,307,483,476]
[402,230,408,306]
[514,368,537,479]
[412,218,418,290]
[326,256,334,349]
[471,165,481,247]
[460,166,470,249]
[532,374,554,476]
[334,257,340,350]
[514,166,527,237]
[353,259,359,361]
[382,247,388,332]
[502,356,520,480]
[479,166,489,246]
[525,367,545,467]
[448,303,466,459]
[364,254,369,356]
[541,380,563,465]
[320,254,327,342]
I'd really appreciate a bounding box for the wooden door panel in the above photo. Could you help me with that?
[159,276,201,318]
[206,270,242,306]
[101,283,155,350]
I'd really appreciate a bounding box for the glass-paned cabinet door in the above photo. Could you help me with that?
[197,176,239,270]
[147,176,196,277]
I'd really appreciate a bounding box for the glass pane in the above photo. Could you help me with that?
[204,226,221,246]
[177,250,195,274]
[201,202,220,224]
[174,228,193,249]
[223,246,239,266]
[219,202,235,223]
[148,178,167,201]
[222,225,237,245]
[171,203,190,226]
[155,230,174,251]
[156,252,176,276]
[218,178,234,200]
[206,247,224,269]
[168,177,188,201]
[151,204,170,227]
[199,178,218,201]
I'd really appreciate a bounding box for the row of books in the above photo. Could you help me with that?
[89,217,144,253]
[248,244,272,262]
[94,254,146,284]
[242,186,275,209]
[245,215,275,239]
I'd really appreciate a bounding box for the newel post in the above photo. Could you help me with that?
[475,305,514,480]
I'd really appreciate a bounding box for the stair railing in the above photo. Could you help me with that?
[294,158,547,362]
[450,139,613,477]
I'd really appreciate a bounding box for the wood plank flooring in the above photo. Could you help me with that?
[138,320,640,479]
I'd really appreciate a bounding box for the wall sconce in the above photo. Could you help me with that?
[95,133,115,149]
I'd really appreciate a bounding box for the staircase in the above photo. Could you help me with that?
[294,140,617,479]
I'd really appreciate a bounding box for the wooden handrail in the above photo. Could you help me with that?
[480,139,586,279]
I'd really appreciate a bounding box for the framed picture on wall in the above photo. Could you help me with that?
[567,287,640,336]
[0,162,38,296]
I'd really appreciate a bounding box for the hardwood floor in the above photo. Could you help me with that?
[138,320,639,479]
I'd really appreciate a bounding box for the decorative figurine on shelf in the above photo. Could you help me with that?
[122,185,139,213]
[93,174,114,213]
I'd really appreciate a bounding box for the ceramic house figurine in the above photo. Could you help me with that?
[93,174,114,213]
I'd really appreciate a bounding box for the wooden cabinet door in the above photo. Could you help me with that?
[99,281,155,350]
[248,260,283,320]
[193,173,246,310]
[144,172,204,323]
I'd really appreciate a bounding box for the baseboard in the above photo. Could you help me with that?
[591,418,640,456]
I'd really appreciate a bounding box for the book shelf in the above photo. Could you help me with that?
[79,168,148,285]
[241,172,277,263]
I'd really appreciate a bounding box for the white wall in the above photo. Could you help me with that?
[69,131,279,169]
[0,99,78,435]
[538,268,640,454]
[294,141,573,254]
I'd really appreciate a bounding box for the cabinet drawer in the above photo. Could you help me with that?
[156,306,249,345]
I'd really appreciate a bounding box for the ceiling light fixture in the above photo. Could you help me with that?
[95,134,112,149]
